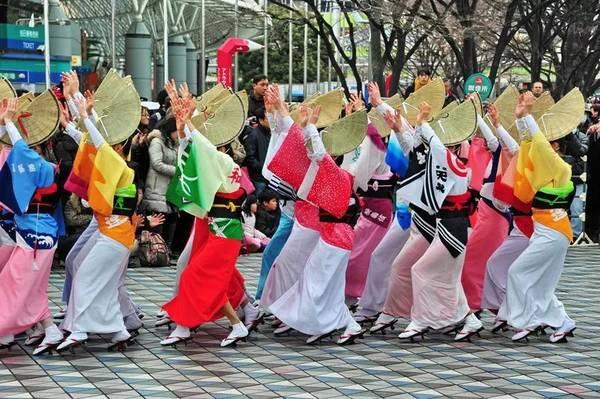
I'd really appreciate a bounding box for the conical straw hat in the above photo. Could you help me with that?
[16,90,60,146]
[196,83,230,115]
[198,91,247,146]
[368,94,403,137]
[321,109,368,156]
[485,85,519,136]
[438,100,459,116]
[290,89,344,128]
[94,69,122,113]
[430,97,478,146]
[95,75,141,145]
[402,78,445,125]
[0,77,16,100]
[537,88,585,142]
[17,92,35,109]
[508,90,555,139]
[471,92,483,116]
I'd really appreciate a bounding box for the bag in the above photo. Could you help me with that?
[240,166,256,195]
[138,230,170,267]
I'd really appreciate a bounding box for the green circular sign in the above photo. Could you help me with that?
[465,73,493,101]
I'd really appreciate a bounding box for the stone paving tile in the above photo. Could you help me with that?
[1,247,600,398]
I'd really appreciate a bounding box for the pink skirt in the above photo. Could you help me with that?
[461,200,509,311]
[382,222,430,318]
[345,199,393,299]
[0,242,55,336]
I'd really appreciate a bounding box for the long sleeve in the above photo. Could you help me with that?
[0,124,5,139]
[83,117,105,149]
[477,115,499,152]
[64,122,83,144]
[417,122,446,156]
[243,131,261,171]
[67,92,97,124]
[148,139,176,177]
[496,125,519,155]
[303,124,326,161]
[4,121,22,145]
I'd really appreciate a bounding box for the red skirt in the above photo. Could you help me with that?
[162,218,245,327]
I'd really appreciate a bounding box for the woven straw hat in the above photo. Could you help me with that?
[290,89,344,128]
[0,78,16,100]
[402,78,445,126]
[537,88,585,142]
[321,109,368,156]
[368,94,403,137]
[13,90,60,146]
[196,83,231,115]
[484,85,519,137]
[508,91,555,139]
[430,97,478,146]
[198,91,247,147]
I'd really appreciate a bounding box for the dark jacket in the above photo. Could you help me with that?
[255,206,279,238]
[247,91,265,118]
[563,131,588,185]
[131,133,151,189]
[243,125,271,183]
[53,132,79,202]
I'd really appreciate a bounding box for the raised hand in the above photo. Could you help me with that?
[84,90,96,114]
[4,98,17,123]
[384,109,403,133]
[487,103,500,128]
[416,102,432,125]
[59,102,71,128]
[75,97,88,120]
[309,105,321,126]
[368,82,382,107]
[148,213,166,228]
[298,105,312,128]
[179,82,192,100]
[164,79,179,103]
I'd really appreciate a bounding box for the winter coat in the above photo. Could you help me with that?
[243,125,271,183]
[141,130,178,213]
[255,206,279,238]
[53,132,79,201]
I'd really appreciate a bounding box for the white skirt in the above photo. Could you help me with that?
[261,219,320,311]
[498,222,571,329]
[269,238,353,335]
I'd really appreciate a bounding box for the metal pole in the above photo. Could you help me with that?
[327,57,331,91]
[234,0,239,91]
[201,0,206,93]
[111,0,116,68]
[316,0,320,93]
[263,0,268,76]
[43,0,50,89]
[163,0,169,84]
[303,3,308,98]
[288,5,293,102]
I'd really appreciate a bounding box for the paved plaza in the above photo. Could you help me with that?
[1,247,599,399]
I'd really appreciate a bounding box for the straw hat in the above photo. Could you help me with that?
[507,90,555,139]
[94,71,142,145]
[438,99,459,116]
[198,91,247,147]
[484,84,519,137]
[196,83,230,115]
[321,109,368,156]
[0,77,16,100]
[430,97,478,146]
[537,88,585,142]
[368,94,403,137]
[402,78,445,126]
[16,90,60,146]
[290,89,345,128]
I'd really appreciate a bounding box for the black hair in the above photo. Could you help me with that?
[159,117,178,147]
[592,104,600,114]
[417,69,431,77]
[259,189,278,204]
[156,89,169,107]
[242,194,258,217]
[252,74,268,84]
[254,107,267,121]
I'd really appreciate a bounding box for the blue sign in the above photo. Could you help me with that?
[0,69,29,83]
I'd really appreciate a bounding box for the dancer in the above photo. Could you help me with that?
[460,104,517,312]
[59,95,138,352]
[0,97,64,354]
[498,92,577,343]
[159,83,256,347]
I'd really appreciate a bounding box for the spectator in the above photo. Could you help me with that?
[256,190,280,238]
[531,81,545,98]
[141,117,178,249]
[242,194,271,252]
[56,194,93,262]
[552,132,588,238]
[248,74,269,118]
[404,69,431,97]
[586,118,600,242]
[130,107,152,203]
[443,78,460,107]
[54,120,79,205]
[243,107,271,195]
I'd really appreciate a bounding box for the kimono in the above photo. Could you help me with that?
[345,125,395,301]
[256,113,296,300]
[0,132,58,337]
[162,127,246,328]
[0,145,15,269]
[498,115,574,330]
[461,117,516,311]
[61,118,138,336]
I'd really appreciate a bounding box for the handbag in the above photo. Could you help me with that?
[138,230,170,267]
